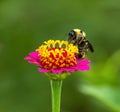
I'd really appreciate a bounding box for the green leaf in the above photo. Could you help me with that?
[80,85,120,112]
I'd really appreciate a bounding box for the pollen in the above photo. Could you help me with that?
[36,40,78,70]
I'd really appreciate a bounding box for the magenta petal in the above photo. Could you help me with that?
[51,69,64,74]
[77,58,90,64]
[63,67,76,72]
[75,58,90,71]
[24,51,40,66]
[79,60,90,65]
[38,68,50,73]
[51,68,76,74]
[76,65,90,71]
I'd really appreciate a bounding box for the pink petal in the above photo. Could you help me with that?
[38,68,50,73]
[76,65,90,71]
[75,58,90,71]
[24,51,40,66]
[63,67,76,72]
[77,58,90,64]
[51,69,64,74]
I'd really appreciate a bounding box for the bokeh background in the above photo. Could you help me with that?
[0,0,120,112]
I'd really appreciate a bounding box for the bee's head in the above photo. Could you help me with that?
[68,30,76,43]
[68,29,86,43]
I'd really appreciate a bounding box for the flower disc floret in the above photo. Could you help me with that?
[36,40,78,70]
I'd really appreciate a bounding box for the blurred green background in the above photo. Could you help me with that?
[0,0,120,112]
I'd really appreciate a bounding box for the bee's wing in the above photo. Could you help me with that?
[87,41,94,52]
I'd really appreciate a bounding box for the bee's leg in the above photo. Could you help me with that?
[81,52,86,58]
[76,53,83,58]
[76,43,85,58]
[77,41,87,58]
[85,40,94,52]
[77,37,82,44]
[76,52,86,58]
[73,42,76,45]
[72,40,77,45]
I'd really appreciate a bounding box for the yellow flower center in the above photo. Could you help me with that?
[36,40,78,70]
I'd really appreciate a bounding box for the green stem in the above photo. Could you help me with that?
[50,80,63,112]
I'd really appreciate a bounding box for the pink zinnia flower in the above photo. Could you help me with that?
[24,40,90,79]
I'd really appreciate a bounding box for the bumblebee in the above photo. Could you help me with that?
[68,29,94,58]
